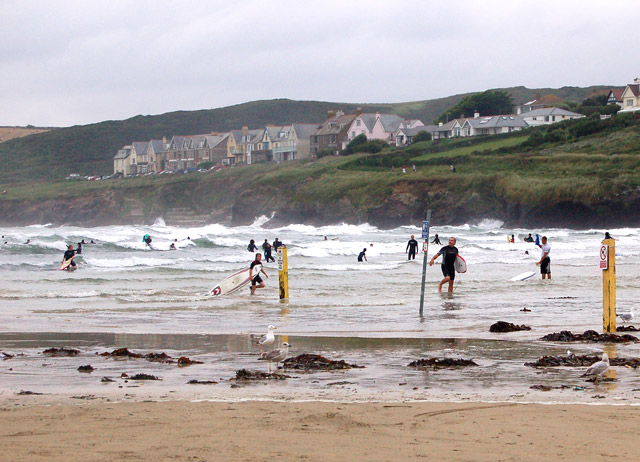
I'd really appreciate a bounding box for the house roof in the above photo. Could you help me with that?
[312,113,357,136]
[354,113,405,133]
[132,141,149,154]
[608,88,624,101]
[466,115,528,128]
[627,84,640,97]
[205,133,229,149]
[400,126,438,136]
[520,107,584,118]
[149,139,164,153]
[114,147,131,159]
[291,123,318,140]
[265,125,290,141]
[433,120,459,132]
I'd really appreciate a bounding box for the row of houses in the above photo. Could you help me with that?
[114,98,596,176]
[114,111,428,175]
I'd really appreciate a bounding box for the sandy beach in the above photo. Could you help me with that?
[1,400,639,461]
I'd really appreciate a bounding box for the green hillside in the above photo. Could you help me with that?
[0,85,616,182]
[1,114,639,228]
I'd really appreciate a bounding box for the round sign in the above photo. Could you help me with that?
[600,245,607,261]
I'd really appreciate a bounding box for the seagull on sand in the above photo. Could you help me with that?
[581,353,610,383]
[616,308,635,323]
[256,325,277,352]
[259,342,290,372]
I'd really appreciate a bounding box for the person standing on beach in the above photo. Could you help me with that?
[537,236,551,279]
[429,237,458,293]
[358,248,367,262]
[406,235,419,260]
[250,253,268,295]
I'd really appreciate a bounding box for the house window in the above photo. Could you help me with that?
[627,100,633,106]
[330,135,337,143]
[552,116,556,121]
[544,116,549,122]
[533,117,537,120]
[356,120,361,126]
[351,131,355,138]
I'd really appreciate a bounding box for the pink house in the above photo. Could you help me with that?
[343,112,423,148]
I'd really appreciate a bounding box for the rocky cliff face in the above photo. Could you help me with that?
[1,180,639,229]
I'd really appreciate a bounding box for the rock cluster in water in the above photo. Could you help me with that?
[99,348,202,365]
[490,321,532,333]
[282,354,364,371]
[541,330,639,343]
[233,369,291,381]
[43,347,80,356]
[525,354,640,368]
[408,358,478,368]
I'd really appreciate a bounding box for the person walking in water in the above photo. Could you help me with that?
[250,253,268,295]
[358,248,367,262]
[429,237,459,293]
[406,235,419,260]
[247,239,258,252]
[537,236,551,280]
[62,244,77,270]
[431,234,442,245]
[264,241,275,262]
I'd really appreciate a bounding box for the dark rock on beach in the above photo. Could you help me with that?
[178,356,204,367]
[128,373,160,381]
[282,354,364,371]
[100,348,142,358]
[490,321,532,333]
[100,348,202,365]
[408,358,478,368]
[187,379,218,385]
[525,354,640,368]
[43,347,79,356]
[617,325,639,332]
[541,330,639,343]
[233,369,291,381]
[77,365,94,372]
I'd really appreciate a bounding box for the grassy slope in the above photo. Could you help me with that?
[3,122,639,226]
[0,86,614,182]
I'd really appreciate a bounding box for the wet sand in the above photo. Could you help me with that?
[1,400,639,461]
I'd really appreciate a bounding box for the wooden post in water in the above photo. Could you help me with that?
[419,210,432,316]
[601,238,616,333]
[278,246,289,302]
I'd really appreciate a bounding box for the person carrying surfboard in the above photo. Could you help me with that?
[536,236,551,280]
[62,244,77,270]
[429,237,459,293]
[250,253,268,295]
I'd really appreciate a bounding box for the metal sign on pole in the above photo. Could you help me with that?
[419,210,431,316]
[277,246,289,302]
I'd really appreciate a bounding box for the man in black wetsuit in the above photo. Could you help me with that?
[264,241,275,262]
[250,253,268,295]
[76,242,82,254]
[62,244,77,269]
[273,238,283,251]
[358,248,367,262]
[431,234,442,245]
[406,235,419,260]
[429,237,459,293]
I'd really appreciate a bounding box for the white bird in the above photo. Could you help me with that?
[616,308,635,323]
[259,342,290,372]
[256,325,277,351]
[581,353,610,383]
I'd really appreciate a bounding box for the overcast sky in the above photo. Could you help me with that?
[2,0,639,127]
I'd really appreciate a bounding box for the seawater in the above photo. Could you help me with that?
[2,218,640,403]
[1,217,639,338]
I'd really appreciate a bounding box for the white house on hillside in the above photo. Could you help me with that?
[619,78,640,113]
[344,112,423,148]
[520,107,585,126]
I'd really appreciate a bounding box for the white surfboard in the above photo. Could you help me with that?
[510,271,536,282]
[454,255,467,273]
[210,267,254,296]
[59,259,74,271]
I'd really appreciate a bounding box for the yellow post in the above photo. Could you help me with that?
[278,246,289,301]
[601,238,616,333]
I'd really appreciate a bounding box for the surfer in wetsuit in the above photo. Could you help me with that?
[429,237,459,293]
[358,248,367,262]
[524,233,534,243]
[537,236,551,280]
[250,253,268,295]
[431,234,441,245]
[142,234,152,248]
[273,238,283,250]
[264,241,275,262]
[248,239,258,252]
[62,244,77,270]
[406,235,419,260]
[75,242,82,255]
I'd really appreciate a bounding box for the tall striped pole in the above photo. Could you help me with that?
[278,246,289,302]
[419,210,431,316]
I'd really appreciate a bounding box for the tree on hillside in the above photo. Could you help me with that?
[342,134,368,154]
[436,90,513,123]
[412,131,432,143]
